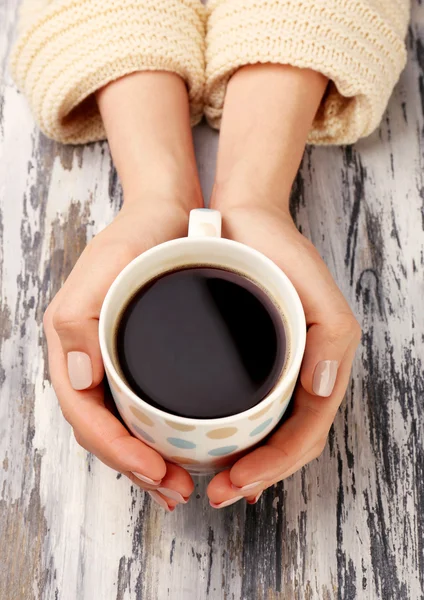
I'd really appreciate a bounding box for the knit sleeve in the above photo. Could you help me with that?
[11,0,206,144]
[205,0,410,145]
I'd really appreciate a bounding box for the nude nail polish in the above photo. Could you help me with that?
[132,472,162,486]
[148,490,174,512]
[209,496,243,509]
[157,487,188,504]
[231,481,263,494]
[67,351,93,390]
[313,360,339,397]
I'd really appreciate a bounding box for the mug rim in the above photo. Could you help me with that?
[99,236,306,426]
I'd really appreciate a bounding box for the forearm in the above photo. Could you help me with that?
[211,64,327,211]
[97,71,203,211]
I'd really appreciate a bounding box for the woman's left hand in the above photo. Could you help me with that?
[207,205,361,508]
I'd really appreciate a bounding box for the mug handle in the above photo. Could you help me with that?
[188,209,222,238]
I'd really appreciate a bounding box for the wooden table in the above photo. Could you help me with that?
[1,2,423,599]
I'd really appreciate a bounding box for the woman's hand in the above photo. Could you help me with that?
[44,201,196,510]
[44,70,203,510]
[207,205,361,507]
[205,63,360,507]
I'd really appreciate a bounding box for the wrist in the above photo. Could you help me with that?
[212,64,327,213]
[122,162,203,214]
[97,71,203,214]
[210,184,293,222]
[123,179,202,216]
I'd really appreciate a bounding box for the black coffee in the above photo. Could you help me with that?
[116,267,286,419]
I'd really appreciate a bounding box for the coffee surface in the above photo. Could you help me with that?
[116,267,286,418]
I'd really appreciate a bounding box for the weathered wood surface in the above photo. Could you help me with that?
[1,1,423,598]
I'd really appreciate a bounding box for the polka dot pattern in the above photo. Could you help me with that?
[208,445,238,456]
[167,437,197,449]
[118,393,288,466]
[249,418,273,437]
[206,427,238,439]
[164,420,196,432]
[131,423,156,444]
[130,405,154,426]
[248,403,272,420]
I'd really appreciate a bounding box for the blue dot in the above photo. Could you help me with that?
[249,418,273,437]
[167,437,196,449]
[132,423,155,444]
[208,445,238,456]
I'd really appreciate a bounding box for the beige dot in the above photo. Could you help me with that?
[169,456,200,465]
[206,427,238,439]
[130,406,154,427]
[248,403,272,421]
[164,420,196,432]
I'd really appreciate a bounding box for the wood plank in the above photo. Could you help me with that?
[0,1,423,599]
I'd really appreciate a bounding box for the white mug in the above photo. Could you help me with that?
[99,209,306,475]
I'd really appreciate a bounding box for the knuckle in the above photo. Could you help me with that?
[328,313,361,344]
[52,306,83,334]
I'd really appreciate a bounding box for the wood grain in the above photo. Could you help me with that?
[1,1,423,599]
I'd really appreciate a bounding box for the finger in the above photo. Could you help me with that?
[300,314,361,397]
[208,439,326,506]
[146,490,179,512]
[243,438,327,504]
[207,470,245,509]
[49,239,136,390]
[45,316,167,484]
[227,340,358,488]
[127,473,182,512]
[154,461,195,504]
[124,462,194,511]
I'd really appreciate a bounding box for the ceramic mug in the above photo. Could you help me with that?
[99,209,306,475]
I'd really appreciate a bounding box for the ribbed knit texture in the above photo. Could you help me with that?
[11,0,410,145]
[205,0,410,144]
[11,0,206,143]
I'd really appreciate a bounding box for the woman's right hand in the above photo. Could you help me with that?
[43,200,195,511]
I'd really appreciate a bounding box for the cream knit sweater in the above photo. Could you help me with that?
[11,0,410,145]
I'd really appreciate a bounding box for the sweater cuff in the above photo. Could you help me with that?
[11,0,206,143]
[205,0,408,144]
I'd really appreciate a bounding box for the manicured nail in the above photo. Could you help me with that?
[157,487,188,504]
[247,491,263,505]
[210,496,243,509]
[231,480,263,494]
[148,490,174,512]
[67,351,93,390]
[313,360,339,397]
[132,472,162,486]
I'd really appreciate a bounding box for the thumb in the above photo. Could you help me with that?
[47,231,139,391]
[50,308,104,390]
[300,315,361,397]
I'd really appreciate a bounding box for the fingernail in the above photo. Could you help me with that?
[67,351,93,390]
[231,480,263,494]
[132,472,162,486]
[209,496,243,509]
[247,491,263,505]
[148,490,174,512]
[157,487,188,504]
[313,360,339,397]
